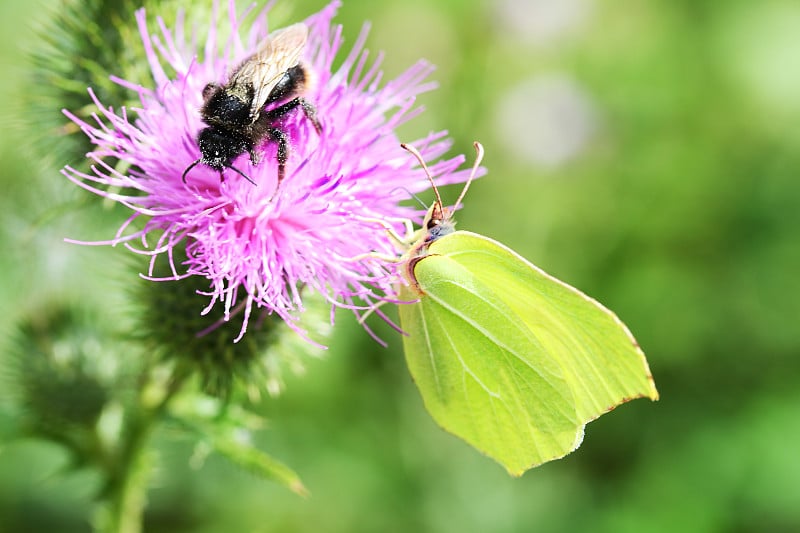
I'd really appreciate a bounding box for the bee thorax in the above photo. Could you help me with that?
[201,87,253,128]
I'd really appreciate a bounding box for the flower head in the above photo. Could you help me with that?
[63,1,468,342]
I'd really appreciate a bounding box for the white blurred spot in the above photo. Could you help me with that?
[717,3,800,117]
[494,74,598,169]
[494,0,592,46]
[374,4,457,75]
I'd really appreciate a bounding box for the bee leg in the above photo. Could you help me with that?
[267,127,289,183]
[261,97,321,134]
[202,82,221,100]
[249,148,261,166]
[263,66,319,132]
[298,98,322,134]
[261,98,298,120]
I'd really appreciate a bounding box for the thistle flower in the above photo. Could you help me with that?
[63,0,469,342]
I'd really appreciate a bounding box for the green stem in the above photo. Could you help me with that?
[98,366,189,533]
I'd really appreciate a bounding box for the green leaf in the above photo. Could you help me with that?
[210,434,309,497]
[398,230,657,476]
[170,394,308,496]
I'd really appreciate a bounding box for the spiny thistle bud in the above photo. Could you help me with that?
[27,0,195,166]
[4,305,124,461]
[132,253,331,398]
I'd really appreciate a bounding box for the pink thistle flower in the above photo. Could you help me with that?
[62,1,469,343]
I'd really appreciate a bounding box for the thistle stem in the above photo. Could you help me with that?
[98,365,189,533]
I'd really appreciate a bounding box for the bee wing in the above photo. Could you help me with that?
[229,23,309,120]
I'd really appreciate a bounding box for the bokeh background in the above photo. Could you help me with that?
[1,0,800,531]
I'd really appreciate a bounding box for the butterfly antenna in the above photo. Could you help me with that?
[389,186,429,210]
[401,143,443,209]
[453,141,485,210]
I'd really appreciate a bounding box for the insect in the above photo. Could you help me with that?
[182,22,322,186]
[396,142,658,475]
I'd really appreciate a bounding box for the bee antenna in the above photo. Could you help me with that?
[400,143,443,209]
[453,141,485,209]
[182,159,202,184]
[227,164,258,186]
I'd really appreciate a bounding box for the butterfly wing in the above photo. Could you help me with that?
[433,231,658,417]
[399,241,584,475]
[398,230,657,475]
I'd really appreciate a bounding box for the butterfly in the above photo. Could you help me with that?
[395,142,658,475]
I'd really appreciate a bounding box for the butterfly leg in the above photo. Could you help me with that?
[338,251,401,264]
[352,215,416,246]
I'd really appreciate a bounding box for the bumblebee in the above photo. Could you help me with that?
[182,23,321,186]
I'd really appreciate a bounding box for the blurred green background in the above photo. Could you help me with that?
[1,0,800,531]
